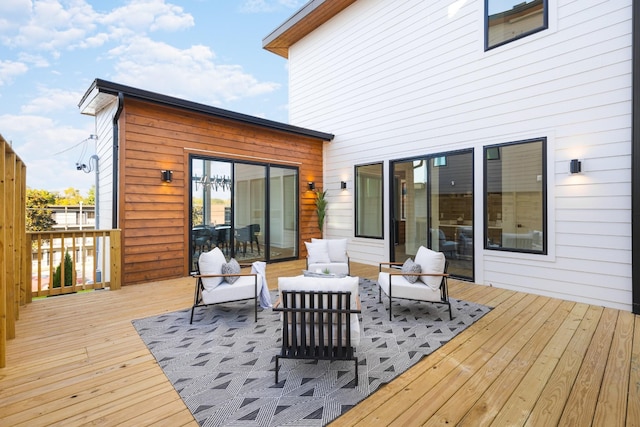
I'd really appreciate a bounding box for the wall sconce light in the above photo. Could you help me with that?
[308,181,315,191]
[340,181,347,190]
[161,170,173,182]
[570,159,581,174]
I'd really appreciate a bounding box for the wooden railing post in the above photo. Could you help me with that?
[1,136,6,368]
[110,230,122,290]
[0,135,27,368]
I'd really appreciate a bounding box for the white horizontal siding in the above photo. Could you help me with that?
[285,0,633,311]
[95,99,118,230]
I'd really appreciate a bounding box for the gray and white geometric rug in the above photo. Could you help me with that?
[132,278,491,426]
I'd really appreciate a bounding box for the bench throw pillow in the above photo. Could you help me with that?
[198,247,226,290]
[414,246,446,290]
[221,258,241,284]
[401,258,421,283]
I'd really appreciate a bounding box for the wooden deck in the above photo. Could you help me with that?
[1,260,639,426]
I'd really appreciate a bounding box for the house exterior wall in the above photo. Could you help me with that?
[95,100,117,231]
[285,0,633,310]
[93,98,323,285]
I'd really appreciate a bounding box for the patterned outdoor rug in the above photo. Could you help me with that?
[132,278,491,426]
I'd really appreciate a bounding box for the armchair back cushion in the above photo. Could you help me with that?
[414,246,446,290]
[198,247,227,290]
[304,240,331,265]
[311,238,348,263]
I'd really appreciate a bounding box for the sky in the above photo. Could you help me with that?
[0,0,304,195]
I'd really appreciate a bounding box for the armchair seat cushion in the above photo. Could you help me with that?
[201,274,257,305]
[378,272,442,302]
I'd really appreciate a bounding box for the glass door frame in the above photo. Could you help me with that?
[389,148,474,281]
[188,154,300,270]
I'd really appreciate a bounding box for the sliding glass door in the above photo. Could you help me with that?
[234,163,266,262]
[391,150,473,280]
[190,156,298,270]
[269,167,298,260]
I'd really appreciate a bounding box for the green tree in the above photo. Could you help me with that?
[26,188,58,231]
[85,186,96,205]
[57,187,83,205]
[52,252,74,288]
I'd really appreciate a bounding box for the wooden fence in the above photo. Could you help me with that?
[1,134,26,368]
[0,134,122,367]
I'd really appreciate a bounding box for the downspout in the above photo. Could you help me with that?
[632,0,639,314]
[112,92,124,229]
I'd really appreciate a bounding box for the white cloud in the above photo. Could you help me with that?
[3,0,194,53]
[0,113,95,192]
[6,1,97,53]
[108,37,280,105]
[100,0,194,33]
[0,60,29,85]
[240,0,304,13]
[18,52,50,68]
[0,0,32,32]
[21,87,83,114]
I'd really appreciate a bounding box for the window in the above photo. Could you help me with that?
[486,0,548,50]
[355,163,383,238]
[485,139,546,253]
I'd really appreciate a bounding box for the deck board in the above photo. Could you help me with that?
[0,260,637,426]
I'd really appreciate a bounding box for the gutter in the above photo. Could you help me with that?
[112,92,124,229]
[633,1,639,314]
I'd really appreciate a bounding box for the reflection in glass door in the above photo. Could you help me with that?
[191,159,232,270]
[234,163,266,262]
[392,160,428,262]
[391,150,473,280]
[269,167,298,260]
[190,156,299,270]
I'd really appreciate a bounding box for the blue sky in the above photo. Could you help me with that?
[0,0,303,194]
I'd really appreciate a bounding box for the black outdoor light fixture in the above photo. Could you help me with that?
[570,159,581,174]
[341,181,347,190]
[308,181,315,191]
[161,170,173,183]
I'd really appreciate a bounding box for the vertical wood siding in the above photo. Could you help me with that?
[286,0,633,310]
[118,100,323,284]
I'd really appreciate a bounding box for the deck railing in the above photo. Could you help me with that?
[28,229,122,297]
[1,135,26,368]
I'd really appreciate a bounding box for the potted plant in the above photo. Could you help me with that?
[315,189,327,234]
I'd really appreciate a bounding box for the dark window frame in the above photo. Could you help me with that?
[354,162,384,239]
[485,0,549,51]
[483,137,547,254]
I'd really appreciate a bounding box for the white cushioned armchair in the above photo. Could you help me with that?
[190,247,260,323]
[305,238,350,275]
[377,246,451,320]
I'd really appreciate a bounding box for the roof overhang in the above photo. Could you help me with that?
[262,0,358,58]
[78,78,334,141]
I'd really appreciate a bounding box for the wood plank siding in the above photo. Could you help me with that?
[1,261,639,425]
[117,99,325,285]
